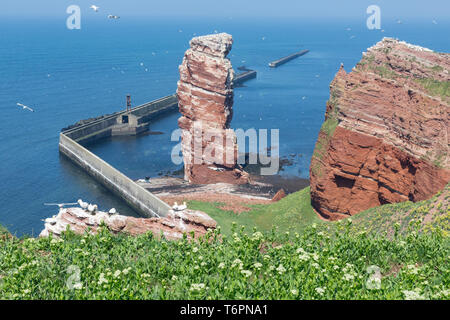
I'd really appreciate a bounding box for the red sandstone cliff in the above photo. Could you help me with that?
[310,38,450,220]
[177,33,249,184]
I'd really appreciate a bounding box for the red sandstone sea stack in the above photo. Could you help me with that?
[310,38,450,220]
[177,33,249,184]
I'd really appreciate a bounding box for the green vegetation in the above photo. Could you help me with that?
[348,184,449,237]
[430,65,444,73]
[415,78,449,101]
[189,187,319,236]
[0,218,448,300]
[0,186,448,300]
[311,89,340,177]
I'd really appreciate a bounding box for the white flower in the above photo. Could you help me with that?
[198,255,203,261]
[98,273,108,285]
[291,289,298,295]
[232,259,243,269]
[343,273,355,281]
[192,247,199,253]
[276,264,286,274]
[73,282,83,290]
[190,283,206,291]
[171,275,178,281]
[402,290,426,300]
[241,270,252,277]
[114,270,121,278]
[122,267,131,275]
[406,264,419,275]
[253,262,263,269]
[298,253,310,262]
[333,265,340,270]
[218,262,226,269]
[312,253,319,261]
[23,289,30,294]
[311,263,320,269]
[251,231,264,241]
[315,287,325,295]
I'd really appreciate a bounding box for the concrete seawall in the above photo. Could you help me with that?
[63,95,178,144]
[59,95,179,218]
[59,133,171,218]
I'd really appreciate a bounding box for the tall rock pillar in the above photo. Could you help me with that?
[176,33,249,184]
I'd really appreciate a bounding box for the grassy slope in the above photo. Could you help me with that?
[188,187,321,236]
[188,185,449,237]
[0,186,448,300]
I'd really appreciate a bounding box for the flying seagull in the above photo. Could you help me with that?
[108,15,120,19]
[17,103,34,112]
[44,202,77,209]
[90,5,99,12]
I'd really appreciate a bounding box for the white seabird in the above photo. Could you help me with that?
[90,5,99,12]
[44,202,77,209]
[109,208,117,215]
[77,199,89,210]
[87,204,98,214]
[17,103,34,112]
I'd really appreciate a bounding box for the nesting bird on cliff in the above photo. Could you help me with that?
[77,199,89,210]
[109,208,117,215]
[172,202,187,211]
[87,204,98,214]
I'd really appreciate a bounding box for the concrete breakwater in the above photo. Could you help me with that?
[62,94,178,144]
[59,95,178,218]
[269,49,309,68]
[233,69,257,87]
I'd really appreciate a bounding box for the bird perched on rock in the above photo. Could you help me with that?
[87,204,98,214]
[77,199,89,210]
[109,208,117,215]
[173,202,187,211]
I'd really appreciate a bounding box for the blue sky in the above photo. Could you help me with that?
[1,0,449,19]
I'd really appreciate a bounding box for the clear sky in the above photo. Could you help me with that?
[1,0,449,20]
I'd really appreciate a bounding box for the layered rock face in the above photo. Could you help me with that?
[177,33,249,184]
[39,207,217,240]
[310,38,450,220]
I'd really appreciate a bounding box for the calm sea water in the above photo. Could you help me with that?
[0,16,448,235]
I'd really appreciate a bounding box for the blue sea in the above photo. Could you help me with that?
[0,16,449,235]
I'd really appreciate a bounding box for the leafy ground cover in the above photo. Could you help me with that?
[1,186,448,300]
